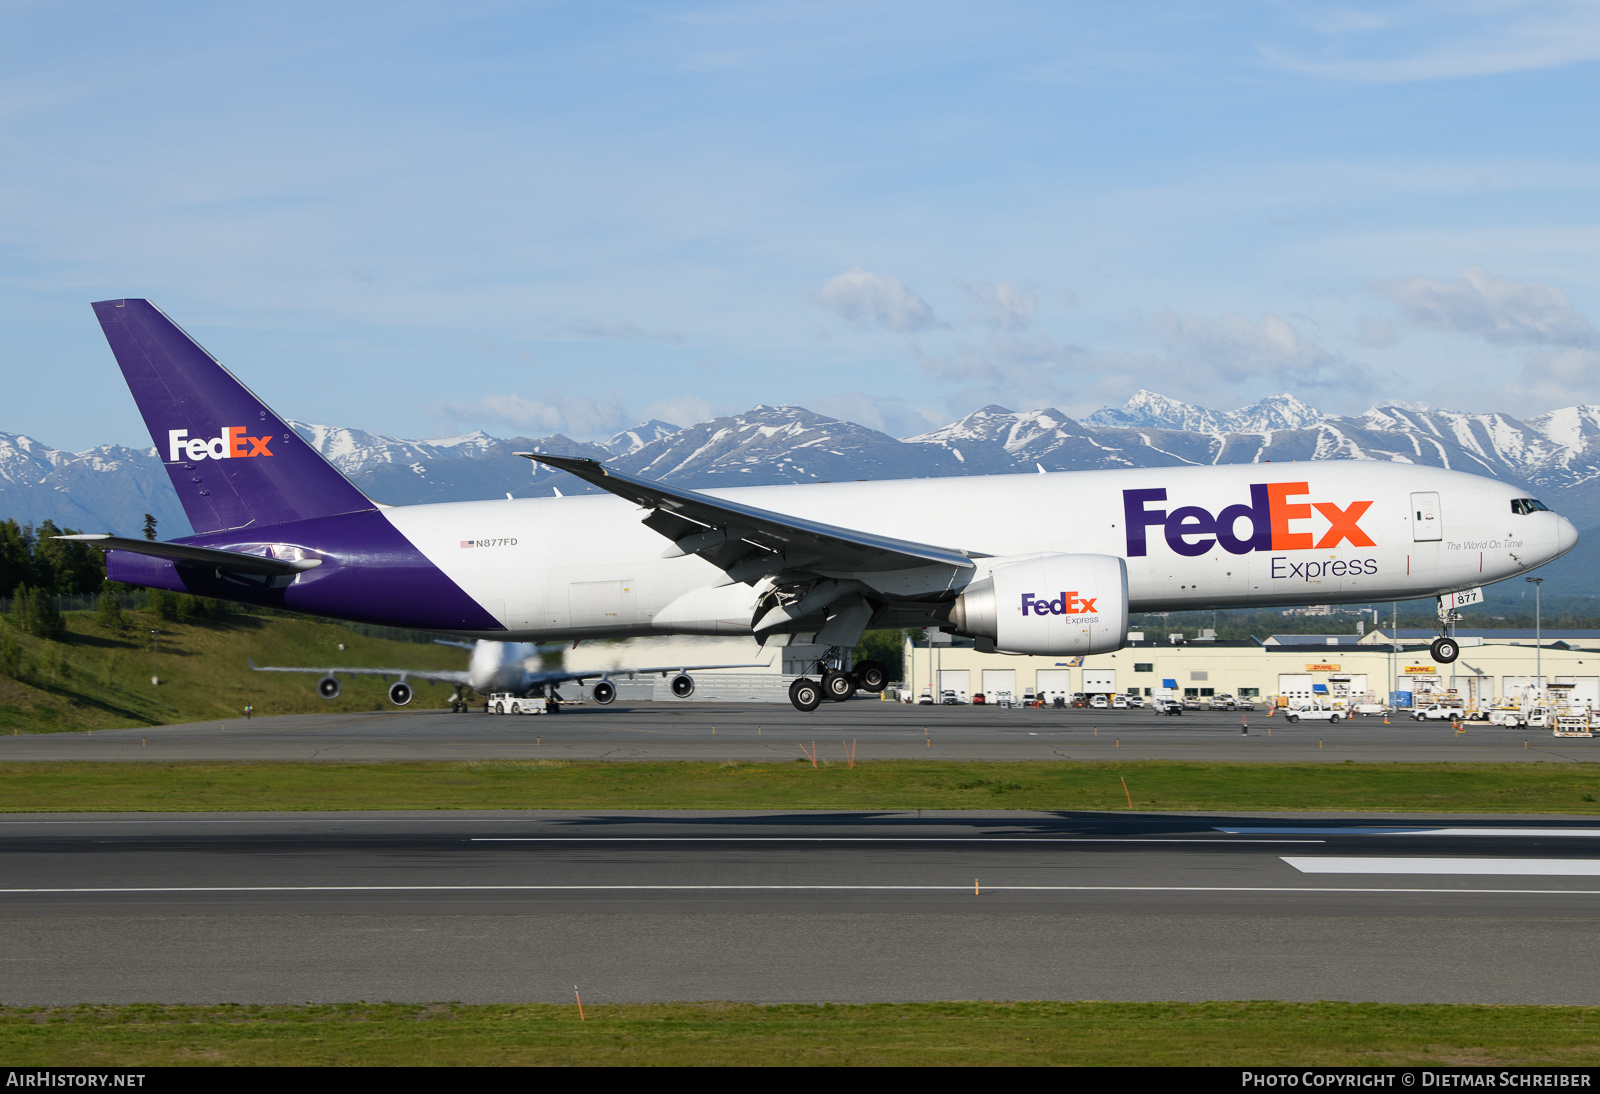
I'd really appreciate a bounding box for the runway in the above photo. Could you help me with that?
[2,701,1593,762]
[6,809,1600,1004]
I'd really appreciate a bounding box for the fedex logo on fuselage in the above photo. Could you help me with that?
[1123,482,1374,558]
[167,428,273,463]
[1021,591,1098,616]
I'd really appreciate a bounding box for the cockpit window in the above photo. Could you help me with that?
[1511,498,1550,515]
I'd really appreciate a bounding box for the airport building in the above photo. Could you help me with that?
[561,628,1600,709]
[904,629,1600,709]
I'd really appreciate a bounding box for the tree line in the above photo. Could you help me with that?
[0,519,107,599]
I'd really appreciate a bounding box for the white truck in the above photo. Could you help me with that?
[485,693,558,715]
[1283,701,1345,724]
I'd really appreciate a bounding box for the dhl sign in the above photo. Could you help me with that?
[1306,664,1340,672]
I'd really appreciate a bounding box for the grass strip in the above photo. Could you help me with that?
[4,760,1600,813]
[3,1001,1599,1066]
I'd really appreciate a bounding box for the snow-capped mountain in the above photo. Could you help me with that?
[604,420,682,456]
[0,433,185,537]
[1085,390,1327,433]
[621,405,953,483]
[13,394,1600,540]
[285,421,613,506]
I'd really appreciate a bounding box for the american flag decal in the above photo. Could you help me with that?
[460,540,474,548]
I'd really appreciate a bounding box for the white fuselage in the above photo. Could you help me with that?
[379,461,1577,641]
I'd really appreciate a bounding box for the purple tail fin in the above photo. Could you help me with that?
[93,300,375,534]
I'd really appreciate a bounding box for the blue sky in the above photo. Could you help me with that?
[6,0,1600,450]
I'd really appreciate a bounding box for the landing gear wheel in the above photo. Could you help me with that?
[1431,636,1460,663]
[823,669,856,702]
[853,660,888,693]
[789,677,822,712]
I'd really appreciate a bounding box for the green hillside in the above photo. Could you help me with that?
[0,608,471,734]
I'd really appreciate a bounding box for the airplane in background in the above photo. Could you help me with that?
[248,638,768,711]
[61,300,1579,713]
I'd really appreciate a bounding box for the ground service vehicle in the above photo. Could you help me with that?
[486,693,556,715]
[1284,702,1343,723]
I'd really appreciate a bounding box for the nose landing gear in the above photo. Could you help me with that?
[1432,595,1463,664]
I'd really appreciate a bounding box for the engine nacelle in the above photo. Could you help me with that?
[948,553,1128,656]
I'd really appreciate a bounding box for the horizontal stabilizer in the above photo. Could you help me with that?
[54,534,322,576]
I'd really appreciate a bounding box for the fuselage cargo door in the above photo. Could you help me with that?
[569,579,638,630]
[1411,492,1442,542]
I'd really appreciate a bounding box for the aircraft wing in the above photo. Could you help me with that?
[248,660,470,685]
[516,453,978,583]
[526,658,774,688]
[55,535,322,577]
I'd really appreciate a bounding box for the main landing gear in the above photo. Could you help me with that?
[787,650,889,712]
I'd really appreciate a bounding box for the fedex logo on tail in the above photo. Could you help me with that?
[167,428,273,463]
[1123,482,1374,558]
[1021,591,1097,616]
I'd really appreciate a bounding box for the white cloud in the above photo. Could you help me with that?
[806,391,947,438]
[1506,347,1600,407]
[1150,310,1359,389]
[1266,1,1600,82]
[958,279,1037,331]
[913,334,1160,417]
[1358,316,1400,347]
[563,320,684,344]
[1372,266,1598,347]
[433,391,634,439]
[911,311,1366,419]
[811,267,938,332]
[641,395,721,428]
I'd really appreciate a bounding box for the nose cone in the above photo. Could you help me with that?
[1556,514,1579,559]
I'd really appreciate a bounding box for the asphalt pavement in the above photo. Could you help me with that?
[1,701,1592,762]
[6,809,1600,1004]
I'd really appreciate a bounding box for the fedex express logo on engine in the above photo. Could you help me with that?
[1123,482,1374,558]
[167,428,273,463]
[1021,591,1097,616]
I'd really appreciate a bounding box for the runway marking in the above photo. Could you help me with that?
[1284,857,1600,876]
[468,837,1326,844]
[1223,827,1600,837]
[0,883,1596,895]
